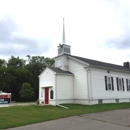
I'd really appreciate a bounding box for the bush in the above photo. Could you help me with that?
[19,82,34,101]
[36,99,39,104]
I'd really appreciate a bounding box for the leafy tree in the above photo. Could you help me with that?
[0,66,16,93]
[26,55,54,74]
[7,56,26,68]
[0,66,7,91]
[0,59,6,66]
[10,67,34,101]
[0,55,54,102]
[26,55,54,97]
[19,82,34,101]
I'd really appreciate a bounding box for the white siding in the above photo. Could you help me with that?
[56,75,73,103]
[49,100,56,105]
[39,68,56,104]
[40,68,55,87]
[39,53,130,105]
[91,67,130,100]
[57,59,62,67]
[55,55,68,71]
[74,99,89,105]
[69,59,88,100]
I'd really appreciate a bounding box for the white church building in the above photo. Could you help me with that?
[39,19,130,105]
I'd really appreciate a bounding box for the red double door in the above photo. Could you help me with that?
[45,88,49,104]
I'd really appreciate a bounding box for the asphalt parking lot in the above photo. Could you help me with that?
[7,109,130,130]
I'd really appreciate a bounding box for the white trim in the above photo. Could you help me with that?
[55,74,57,105]
[89,69,93,100]
[55,54,130,73]
[55,73,74,76]
[50,89,54,100]
[41,89,43,98]
[117,77,124,91]
[38,67,56,78]
[92,65,130,74]
[107,76,112,91]
[39,66,73,78]
[127,79,130,91]
[41,86,53,88]
[91,97,130,100]
[68,56,90,66]
[85,66,91,103]
[73,73,74,101]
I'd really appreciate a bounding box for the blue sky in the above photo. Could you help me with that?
[0,0,130,65]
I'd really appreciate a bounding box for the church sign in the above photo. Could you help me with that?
[0,93,11,105]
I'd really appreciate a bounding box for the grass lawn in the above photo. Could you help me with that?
[0,103,130,129]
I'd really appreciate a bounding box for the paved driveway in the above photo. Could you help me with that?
[6,109,130,130]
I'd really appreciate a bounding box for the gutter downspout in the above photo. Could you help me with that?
[38,76,41,104]
[55,74,57,106]
[85,65,92,104]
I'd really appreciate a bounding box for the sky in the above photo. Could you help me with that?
[0,0,130,65]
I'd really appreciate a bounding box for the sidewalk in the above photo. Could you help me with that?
[9,102,35,106]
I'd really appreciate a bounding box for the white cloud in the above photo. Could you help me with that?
[0,0,130,65]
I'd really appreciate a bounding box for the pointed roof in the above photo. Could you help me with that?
[49,67,73,75]
[69,55,130,72]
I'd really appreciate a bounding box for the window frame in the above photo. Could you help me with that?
[50,90,54,99]
[126,79,130,91]
[105,76,114,91]
[118,78,123,90]
[116,77,124,91]
[41,90,43,98]
[107,76,112,90]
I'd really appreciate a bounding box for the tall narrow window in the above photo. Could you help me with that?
[118,78,122,90]
[50,90,54,99]
[107,77,111,90]
[104,76,114,91]
[126,79,130,91]
[41,90,43,98]
[116,77,124,91]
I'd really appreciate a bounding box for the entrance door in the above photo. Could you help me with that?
[45,88,49,104]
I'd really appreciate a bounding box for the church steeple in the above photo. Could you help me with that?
[62,18,65,44]
[58,18,71,56]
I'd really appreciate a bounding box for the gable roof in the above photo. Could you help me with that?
[49,67,73,75]
[70,55,130,72]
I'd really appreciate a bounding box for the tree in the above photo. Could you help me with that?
[19,82,34,101]
[25,55,54,97]
[0,55,54,102]
[0,66,16,93]
[7,56,26,68]
[0,66,7,91]
[0,59,6,66]
[26,55,54,74]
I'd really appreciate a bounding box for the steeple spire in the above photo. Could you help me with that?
[58,18,71,56]
[62,18,65,44]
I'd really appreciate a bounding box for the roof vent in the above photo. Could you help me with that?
[123,62,129,68]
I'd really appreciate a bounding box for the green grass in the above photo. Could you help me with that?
[0,103,130,129]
